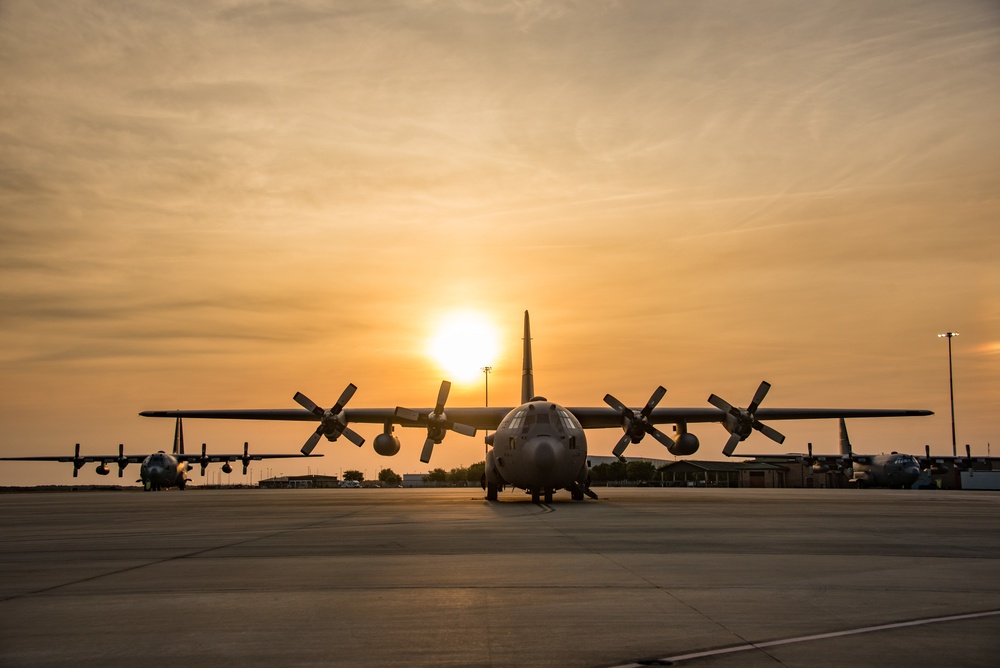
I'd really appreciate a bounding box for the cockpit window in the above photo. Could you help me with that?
[557,409,576,431]
[508,409,527,430]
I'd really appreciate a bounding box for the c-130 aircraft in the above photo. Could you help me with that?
[0,418,320,490]
[141,311,932,502]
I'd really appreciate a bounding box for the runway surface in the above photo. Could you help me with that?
[1,487,998,667]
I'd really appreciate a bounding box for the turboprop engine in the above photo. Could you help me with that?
[95,463,111,476]
[221,462,233,474]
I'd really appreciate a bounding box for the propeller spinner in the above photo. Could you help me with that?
[294,384,365,455]
[603,386,674,461]
[708,381,786,456]
[395,380,477,463]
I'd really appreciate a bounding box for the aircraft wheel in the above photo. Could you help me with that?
[486,481,499,501]
[531,489,540,504]
[571,488,584,501]
[544,490,553,504]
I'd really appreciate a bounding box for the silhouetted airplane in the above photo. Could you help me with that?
[140,312,932,502]
[728,418,995,488]
[0,418,320,490]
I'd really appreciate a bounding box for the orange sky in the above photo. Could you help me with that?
[1,1,998,486]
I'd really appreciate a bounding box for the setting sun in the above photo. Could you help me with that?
[428,311,499,383]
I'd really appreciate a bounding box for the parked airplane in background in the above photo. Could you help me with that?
[0,419,320,490]
[141,311,932,502]
[728,418,995,488]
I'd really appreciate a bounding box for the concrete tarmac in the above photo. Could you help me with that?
[1,487,998,667]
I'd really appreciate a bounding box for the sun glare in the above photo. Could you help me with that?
[428,311,499,383]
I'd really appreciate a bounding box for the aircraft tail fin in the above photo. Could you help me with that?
[521,310,534,404]
[173,417,185,456]
[838,417,852,457]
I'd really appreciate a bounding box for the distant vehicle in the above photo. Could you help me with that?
[728,418,998,488]
[0,418,320,491]
[340,480,361,488]
[140,311,932,503]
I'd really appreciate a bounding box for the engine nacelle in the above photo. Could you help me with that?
[812,462,830,473]
[95,464,110,476]
[373,433,401,457]
[221,462,233,474]
[668,432,700,457]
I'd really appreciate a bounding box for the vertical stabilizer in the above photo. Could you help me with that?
[173,417,185,455]
[521,310,534,404]
[838,418,852,457]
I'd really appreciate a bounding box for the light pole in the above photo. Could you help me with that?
[482,366,492,407]
[938,332,959,456]
[482,366,492,460]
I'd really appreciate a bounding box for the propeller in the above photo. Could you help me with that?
[294,384,365,455]
[199,443,210,477]
[116,443,128,478]
[603,386,674,461]
[708,381,786,457]
[395,380,477,463]
[240,442,251,475]
[72,443,84,478]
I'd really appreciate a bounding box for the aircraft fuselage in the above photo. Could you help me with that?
[850,453,921,489]
[486,399,589,501]
[139,451,188,491]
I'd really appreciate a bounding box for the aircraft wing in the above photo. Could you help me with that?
[0,455,81,462]
[568,407,932,430]
[176,453,322,463]
[917,454,1000,469]
[140,407,514,431]
[0,454,148,463]
[141,407,931,431]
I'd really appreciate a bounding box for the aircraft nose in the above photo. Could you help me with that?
[524,438,560,476]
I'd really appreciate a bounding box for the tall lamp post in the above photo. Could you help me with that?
[938,332,959,457]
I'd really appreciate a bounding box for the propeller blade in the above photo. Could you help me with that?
[342,427,365,447]
[332,383,358,413]
[293,392,324,417]
[301,430,323,455]
[640,386,667,418]
[420,437,436,464]
[603,393,630,415]
[747,381,771,413]
[647,426,675,449]
[434,380,451,415]
[612,433,632,461]
[450,422,477,438]
[755,421,785,444]
[394,407,421,423]
[707,394,733,413]
[118,443,125,477]
[722,432,742,457]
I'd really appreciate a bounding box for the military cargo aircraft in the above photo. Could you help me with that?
[0,418,320,490]
[140,311,932,502]
[728,417,995,488]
